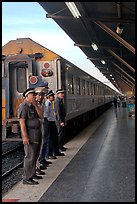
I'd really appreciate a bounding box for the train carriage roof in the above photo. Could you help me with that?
[38,2,135,95]
[2,37,118,94]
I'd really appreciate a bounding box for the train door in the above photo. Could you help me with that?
[3,55,33,140]
[2,54,35,140]
[8,62,28,118]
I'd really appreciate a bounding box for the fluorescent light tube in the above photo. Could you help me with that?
[65,2,81,18]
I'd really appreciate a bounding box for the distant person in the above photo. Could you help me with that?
[18,88,43,185]
[117,96,121,107]
[55,89,67,152]
[113,96,117,108]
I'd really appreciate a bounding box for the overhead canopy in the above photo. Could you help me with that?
[39,2,135,94]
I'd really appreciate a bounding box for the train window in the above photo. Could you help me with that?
[76,77,80,95]
[16,68,27,93]
[67,74,74,94]
[82,79,85,95]
[97,85,99,95]
[96,85,99,95]
[94,84,96,95]
[72,76,74,94]
[89,83,93,95]
[100,86,102,95]
[86,81,89,95]
[98,85,100,95]
[2,63,5,77]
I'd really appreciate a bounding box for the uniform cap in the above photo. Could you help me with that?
[35,82,49,94]
[35,87,44,94]
[56,89,65,94]
[46,90,55,97]
[23,88,35,97]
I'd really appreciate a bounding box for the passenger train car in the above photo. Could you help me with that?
[2,38,117,141]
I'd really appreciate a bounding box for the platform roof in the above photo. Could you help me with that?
[39,2,135,94]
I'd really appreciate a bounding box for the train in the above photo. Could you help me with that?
[2,38,117,141]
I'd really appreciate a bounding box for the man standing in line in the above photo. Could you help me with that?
[55,89,67,152]
[18,88,43,185]
[35,87,47,175]
[35,84,52,171]
[38,90,64,165]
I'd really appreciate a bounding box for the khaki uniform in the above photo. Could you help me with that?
[18,100,42,180]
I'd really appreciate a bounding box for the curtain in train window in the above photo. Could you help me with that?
[76,77,80,95]
[94,84,96,95]
[90,83,94,95]
[67,74,74,94]
[16,67,27,93]
[82,79,85,95]
[86,81,89,95]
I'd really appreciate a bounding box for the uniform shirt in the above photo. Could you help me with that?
[44,100,56,121]
[18,100,41,128]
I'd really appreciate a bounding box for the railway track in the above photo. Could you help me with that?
[2,143,24,180]
[2,144,23,157]
[2,141,23,155]
[2,162,23,179]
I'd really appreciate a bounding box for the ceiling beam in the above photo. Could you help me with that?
[115,70,134,86]
[116,74,133,88]
[87,56,112,60]
[46,14,135,24]
[74,43,123,50]
[94,21,135,54]
[111,62,135,82]
[106,49,135,73]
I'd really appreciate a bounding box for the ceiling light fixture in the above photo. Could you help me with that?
[101,60,106,64]
[116,23,124,35]
[65,2,81,18]
[91,42,98,51]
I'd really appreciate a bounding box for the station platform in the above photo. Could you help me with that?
[2,106,135,202]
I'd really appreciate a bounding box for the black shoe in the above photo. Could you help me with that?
[39,164,47,170]
[55,152,65,156]
[48,156,57,159]
[39,159,52,165]
[45,160,52,164]
[23,178,39,185]
[36,167,46,175]
[60,147,68,151]
[33,174,43,180]
[39,159,50,165]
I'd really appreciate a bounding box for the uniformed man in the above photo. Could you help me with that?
[18,88,44,185]
[35,85,52,172]
[38,90,64,165]
[34,89,46,175]
[55,89,67,152]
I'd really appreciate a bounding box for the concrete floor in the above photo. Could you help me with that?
[2,106,135,202]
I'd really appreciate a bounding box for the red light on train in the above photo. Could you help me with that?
[44,63,49,68]
[29,76,38,84]
[41,71,48,77]
[41,69,53,77]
